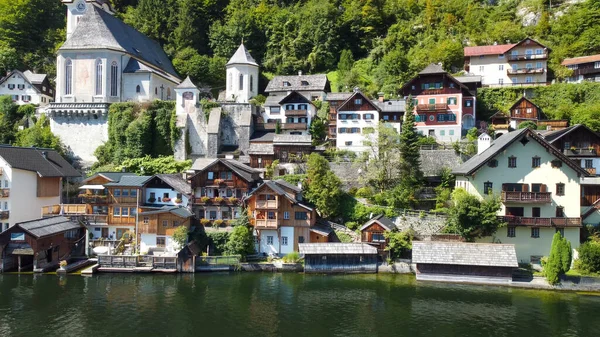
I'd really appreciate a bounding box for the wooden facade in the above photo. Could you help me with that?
[139,211,191,236]
[106,186,140,226]
[509,97,543,120]
[37,177,61,197]
[246,183,316,230]
[300,243,379,273]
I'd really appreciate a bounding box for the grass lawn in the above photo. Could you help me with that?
[565,269,600,278]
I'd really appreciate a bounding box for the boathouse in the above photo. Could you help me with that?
[412,241,518,284]
[299,243,378,273]
[0,216,85,272]
[359,215,396,258]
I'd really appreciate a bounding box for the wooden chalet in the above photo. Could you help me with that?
[325,92,352,141]
[77,172,137,222]
[248,133,313,169]
[0,216,85,272]
[412,241,518,284]
[299,243,378,273]
[138,206,193,249]
[491,97,568,135]
[359,215,396,258]
[103,176,151,235]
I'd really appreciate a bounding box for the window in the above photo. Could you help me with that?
[8,84,15,90]
[354,98,362,105]
[95,59,103,95]
[556,228,565,237]
[122,189,129,197]
[267,236,274,245]
[551,160,562,168]
[113,207,121,216]
[585,159,593,169]
[209,211,217,220]
[110,61,118,96]
[267,211,275,220]
[131,189,137,197]
[156,237,166,247]
[526,108,532,114]
[499,78,504,85]
[479,65,484,72]
[130,207,137,216]
[298,236,305,243]
[556,206,565,218]
[122,208,129,217]
[114,189,121,197]
[155,87,158,95]
[556,183,565,196]
[143,217,149,224]
[532,207,541,218]
[483,181,493,195]
[284,211,289,220]
[207,172,214,180]
[345,141,352,146]
[536,62,542,69]
[228,73,232,90]
[532,184,542,193]
[301,80,309,86]
[437,114,445,122]
[239,74,244,90]
[364,113,374,120]
[499,65,504,71]
[531,228,540,238]
[447,97,457,105]
[162,220,168,227]
[465,100,472,107]
[22,95,31,102]
[532,156,541,168]
[428,115,435,121]
[283,81,290,87]
[526,76,533,83]
[250,75,254,91]
[135,85,141,94]
[449,130,454,136]
[595,62,600,69]
[372,233,385,242]
[507,227,516,238]
[508,156,517,168]
[295,212,308,220]
[526,63,533,69]
[65,59,73,95]
[499,54,505,59]
[282,236,288,246]
[479,55,485,59]
[440,130,445,136]
[163,192,169,199]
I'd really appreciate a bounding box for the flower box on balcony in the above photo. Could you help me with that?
[162,197,172,202]
[213,219,224,227]
[214,197,224,203]
[175,198,183,204]
[200,218,211,226]
[214,179,225,185]
[228,197,238,204]
[200,196,211,203]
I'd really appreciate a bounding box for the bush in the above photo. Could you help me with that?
[355,186,373,198]
[214,197,224,203]
[213,219,224,227]
[576,241,600,273]
[545,232,572,285]
[335,231,353,243]
[345,221,359,230]
[207,231,230,255]
[282,252,301,263]
[171,225,189,249]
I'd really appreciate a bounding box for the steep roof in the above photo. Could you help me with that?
[176,76,197,89]
[248,143,274,155]
[105,175,152,187]
[0,146,80,177]
[60,5,179,81]
[360,214,396,231]
[562,54,600,66]
[452,128,589,176]
[153,174,192,195]
[82,171,136,184]
[372,99,406,113]
[17,216,82,239]
[420,149,464,177]
[325,92,353,101]
[401,64,474,96]
[0,70,44,94]
[278,91,315,106]
[454,74,482,84]
[412,241,518,268]
[541,124,599,143]
[273,179,302,192]
[299,243,378,255]
[273,134,312,146]
[265,74,329,93]
[247,180,310,209]
[190,158,260,183]
[464,43,516,56]
[419,63,446,75]
[337,91,380,112]
[508,96,541,112]
[22,70,47,84]
[226,43,258,67]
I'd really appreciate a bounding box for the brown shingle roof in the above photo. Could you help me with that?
[561,54,600,66]
[464,43,516,56]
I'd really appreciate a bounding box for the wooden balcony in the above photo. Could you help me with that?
[255,123,277,131]
[285,109,308,117]
[574,67,600,76]
[563,148,597,157]
[507,68,545,75]
[79,194,108,203]
[501,191,551,203]
[42,204,88,216]
[508,53,548,61]
[0,210,8,220]
[282,123,307,130]
[0,188,9,198]
[416,103,448,112]
[192,197,240,206]
[254,219,278,229]
[204,179,235,188]
[498,216,581,227]
[492,123,510,130]
[255,200,277,209]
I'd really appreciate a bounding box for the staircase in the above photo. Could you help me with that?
[582,198,600,221]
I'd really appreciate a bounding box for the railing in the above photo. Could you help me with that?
[574,67,600,76]
[91,239,121,248]
[255,200,277,208]
[0,188,9,198]
[498,216,581,227]
[204,180,235,188]
[416,103,448,112]
[563,148,597,156]
[193,197,240,205]
[196,255,241,266]
[501,191,551,203]
[98,255,177,270]
[538,120,569,128]
[254,219,278,229]
[282,123,307,130]
[492,123,510,129]
[507,68,545,75]
[285,109,308,116]
[84,214,109,224]
[42,204,88,216]
[78,195,108,203]
[483,82,549,88]
[0,210,9,220]
[508,53,548,61]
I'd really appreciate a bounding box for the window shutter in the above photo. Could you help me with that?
[541,184,547,192]
[522,184,529,192]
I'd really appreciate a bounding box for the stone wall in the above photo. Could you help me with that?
[49,114,109,167]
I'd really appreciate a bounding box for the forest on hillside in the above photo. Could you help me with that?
[1,0,600,95]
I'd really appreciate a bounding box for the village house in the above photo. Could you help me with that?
[359,215,397,258]
[541,124,600,176]
[464,38,550,87]
[335,90,381,154]
[401,63,477,142]
[261,91,317,136]
[490,96,568,135]
[452,128,587,263]
[0,146,80,231]
[0,216,85,272]
[265,72,330,102]
[324,92,352,142]
[372,94,404,133]
[248,133,313,172]
[0,70,54,107]
[76,171,136,222]
[246,180,323,255]
[300,243,378,273]
[189,158,262,228]
[561,54,600,83]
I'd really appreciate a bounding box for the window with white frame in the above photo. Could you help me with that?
[284,211,289,219]
[282,236,288,246]
[65,59,73,95]
[110,61,118,96]
[499,64,504,71]
[267,236,274,245]
[507,227,516,237]
[95,59,103,95]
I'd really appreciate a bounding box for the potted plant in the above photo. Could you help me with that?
[175,198,183,204]
[162,197,171,202]
[228,197,238,204]
[214,178,224,185]
[200,196,211,203]
[570,146,577,152]
[214,197,224,203]
[200,218,211,226]
[213,219,224,227]
[148,197,156,203]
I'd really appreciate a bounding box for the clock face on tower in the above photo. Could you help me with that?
[75,0,87,13]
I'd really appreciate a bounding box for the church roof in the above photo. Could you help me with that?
[176,76,197,89]
[227,43,258,67]
[59,5,179,82]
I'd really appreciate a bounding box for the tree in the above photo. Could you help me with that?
[384,230,413,260]
[545,232,572,285]
[224,209,255,258]
[337,49,354,74]
[309,116,327,145]
[518,121,538,130]
[15,115,65,155]
[120,156,192,175]
[399,96,423,187]
[304,153,343,218]
[171,225,189,251]
[361,123,401,192]
[446,188,504,241]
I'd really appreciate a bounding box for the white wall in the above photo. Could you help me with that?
[144,187,189,207]
[49,114,109,167]
[468,48,548,86]
[0,74,51,107]
[336,109,379,153]
[259,229,279,255]
[226,64,259,103]
[280,226,294,255]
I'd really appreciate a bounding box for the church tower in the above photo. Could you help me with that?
[225,43,259,103]
[63,0,114,39]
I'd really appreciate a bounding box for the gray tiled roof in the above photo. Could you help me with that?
[155,174,192,195]
[191,158,260,183]
[273,134,312,145]
[299,243,378,255]
[454,75,482,83]
[17,216,82,239]
[60,5,179,80]
[412,241,518,267]
[22,70,47,84]
[360,214,396,231]
[176,76,197,89]
[274,179,302,192]
[94,172,136,182]
[226,43,258,66]
[419,63,445,75]
[248,143,274,155]
[105,175,152,187]
[325,92,352,101]
[122,59,180,83]
[139,206,193,218]
[540,124,597,144]
[372,99,406,113]
[0,70,44,94]
[250,131,276,142]
[264,94,285,107]
[265,74,328,93]
[0,146,80,177]
[420,149,464,177]
[190,158,218,171]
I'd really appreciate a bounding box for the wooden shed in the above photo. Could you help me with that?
[412,241,518,284]
[299,243,378,273]
[0,216,85,272]
[359,214,396,258]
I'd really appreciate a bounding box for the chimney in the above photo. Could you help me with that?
[477,133,492,155]
[297,181,302,190]
[41,151,48,159]
[378,92,385,103]
[298,70,302,76]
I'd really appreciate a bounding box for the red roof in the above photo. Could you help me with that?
[561,54,600,66]
[464,43,516,57]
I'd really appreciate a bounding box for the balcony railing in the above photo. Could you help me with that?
[508,53,548,61]
[255,200,277,208]
[0,210,9,220]
[492,123,510,130]
[285,109,308,116]
[574,67,600,76]
[416,103,448,112]
[78,194,108,203]
[193,197,240,206]
[254,219,278,229]
[507,68,545,75]
[0,188,9,198]
[498,216,581,227]
[563,148,597,156]
[501,191,551,203]
[282,123,307,130]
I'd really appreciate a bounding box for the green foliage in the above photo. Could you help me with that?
[338,193,397,224]
[120,156,192,175]
[225,210,255,258]
[264,159,279,180]
[278,174,306,186]
[446,188,504,241]
[575,241,600,274]
[17,104,36,118]
[249,94,266,106]
[335,230,353,243]
[545,232,573,285]
[172,47,227,89]
[304,153,343,218]
[15,115,66,156]
[361,123,402,192]
[282,252,301,263]
[309,116,328,145]
[384,230,413,260]
[399,96,423,188]
[275,120,281,134]
[355,186,374,198]
[518,121,538,130]
[171,225,189,250]
[206,231,230,256]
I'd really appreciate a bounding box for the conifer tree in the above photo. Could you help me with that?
[399,95,423,187]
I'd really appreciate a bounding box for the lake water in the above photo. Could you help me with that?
[1,273,599,337]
